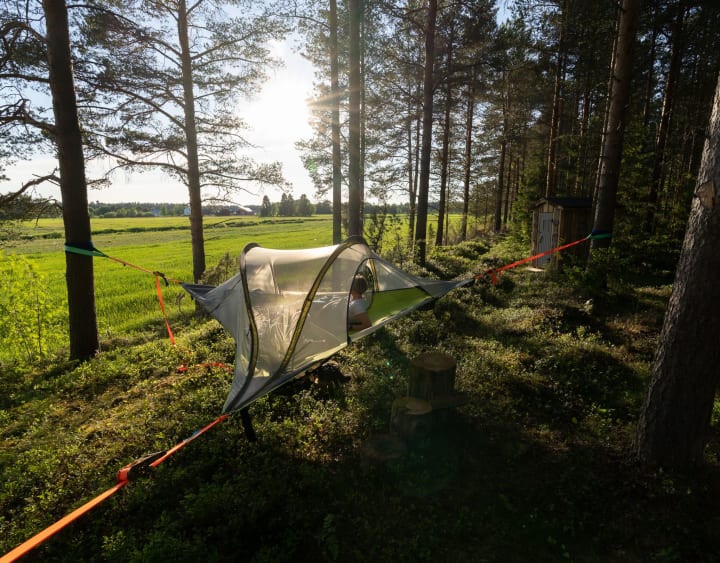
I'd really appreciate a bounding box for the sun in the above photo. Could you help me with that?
[236,41,315,197]
[242,79,312,148]
[239,41,314,150]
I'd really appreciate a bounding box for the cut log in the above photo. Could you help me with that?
[408,351,457,402]
[390,396,433,440]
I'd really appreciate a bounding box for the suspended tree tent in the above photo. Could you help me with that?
[184,236,473,414]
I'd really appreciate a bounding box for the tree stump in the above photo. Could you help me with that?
[390,397,433,440]
[412,351,467,422]
[408,351,457,401]
[390,351,466,440]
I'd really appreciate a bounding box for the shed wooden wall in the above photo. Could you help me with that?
[531,202,593,268]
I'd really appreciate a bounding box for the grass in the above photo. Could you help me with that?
[2,226,720,561]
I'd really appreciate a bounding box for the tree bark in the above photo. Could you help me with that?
[636,72,720,468]
[494,137,506,233]
[436,69,452,246]
[408,351,457,401]
[495,69,510,233]
[436,24,454,247]
[644,0,686,235]
[347,0,363,237]
[406,106,417,246]
[329,0,343,244]
[415,0,437,266]
[641,9,659,128]
[545,0,567,199]
[503,149,513,226]
[593,2,620,204]
[178,0,205,284]
[574,83,591,195]
[408,108,421,248]
[590,0,640,256]
[43,0,99,361]
[461,75,475,241]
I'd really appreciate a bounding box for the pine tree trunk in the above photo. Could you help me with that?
[593,2,620,203]
[408,110,421,248]
[494,137,506,233]
[43,0,99,361]
[590,0,640,255]
[644,0,686,235]
[545,0,567,199]
[575,84,591,195]
[495,69,509,233]
[503,150,512,226]
[406,111,416,245]
[636,72,720,468]
[415,0,437,266]
[436,73,452,246]
[461,76,475,241]
[329,0,343,244]
[347,0,363,237]
[178,0,205,284]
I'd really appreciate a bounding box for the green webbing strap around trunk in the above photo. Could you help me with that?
[588,231,612,240]
[64,243,108,258]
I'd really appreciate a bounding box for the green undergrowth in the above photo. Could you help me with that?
[2,233,720,562]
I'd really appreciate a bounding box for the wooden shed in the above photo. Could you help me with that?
[531,197,593,268]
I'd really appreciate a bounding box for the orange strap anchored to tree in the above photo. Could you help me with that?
[154,274,176,346]
[65,244,183,345]
[478,232,612,284]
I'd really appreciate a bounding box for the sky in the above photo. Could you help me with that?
[2,39,317,207]
[3,3,511,208]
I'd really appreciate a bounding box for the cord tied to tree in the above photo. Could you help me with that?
[478,231,613,285]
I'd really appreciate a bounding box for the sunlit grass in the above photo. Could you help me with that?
[4,217,338,356]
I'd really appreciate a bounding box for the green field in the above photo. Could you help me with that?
[1,214,462,361]
[4,216,337,361]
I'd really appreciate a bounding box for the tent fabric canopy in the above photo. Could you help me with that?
[183,236,472,414]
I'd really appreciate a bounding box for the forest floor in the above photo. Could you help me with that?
[2,232,719,562]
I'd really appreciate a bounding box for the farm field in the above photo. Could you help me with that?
[5,216,337,351]
[2,214,464,360]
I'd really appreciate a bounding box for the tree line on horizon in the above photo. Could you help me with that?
[0,195,420,220]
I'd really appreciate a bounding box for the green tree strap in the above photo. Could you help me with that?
[588,232,612,240]
[64,244,107,257]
